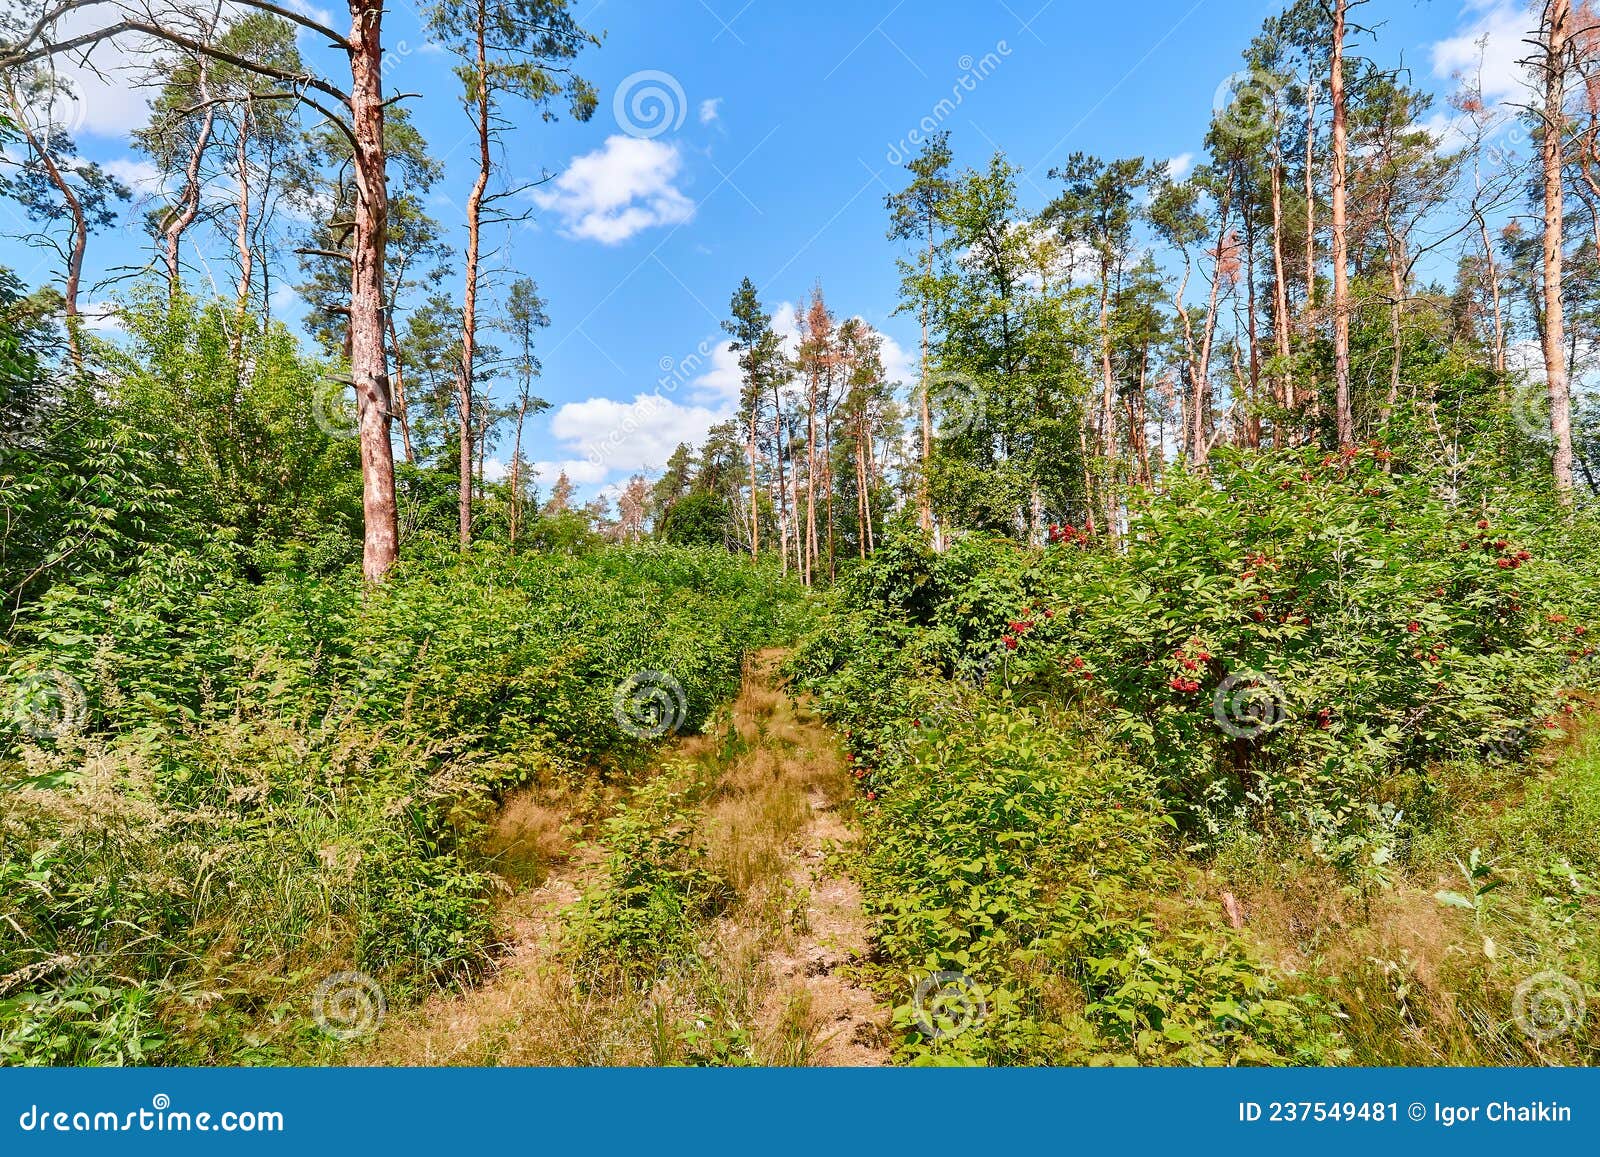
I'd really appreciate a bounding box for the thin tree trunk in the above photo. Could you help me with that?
[509,397,528,544]
[162,65,214,297]
[1270,153,1294,420]
[6,87,88,371]
[350,0,400,581]
[747,399,760,558]
[234,102,254,331]
[387,312,415,464]
[456,2,491,549]
[1304,74,1317,313]
[1384,220,1405,414]
[1544,0,1576,498]
[918,211,934,537]
[1194,176,1233,464]
[1331,0,1355,446]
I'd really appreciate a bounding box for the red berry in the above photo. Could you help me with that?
[1406,621,1420,633]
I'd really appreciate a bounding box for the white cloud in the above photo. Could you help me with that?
[284,0,335,26]
[104,157,166,197]
[548,392,726,476]
[877,328,914,386]
[530,458,611,487]
[684,335,743,405]
[79,300,122,334]
[1165,152,1195,180]
[1430,1,1535,107]
[698,97,723,124]
[532,135,696,244]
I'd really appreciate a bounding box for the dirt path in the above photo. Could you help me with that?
[362,649,888,1066]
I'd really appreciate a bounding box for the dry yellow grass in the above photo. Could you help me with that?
[360,649,888,1067]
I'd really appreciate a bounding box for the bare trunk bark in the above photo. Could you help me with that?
[509,397,528,544]
[350,0,399,581]
[1270,154,1294,418]
[233,101,254,347]
[1304,75,1317,313]
[1544,0,1575,498]
[457,4,491,549]
[918,213,934,537]
[386,312,415,463]
[1331,0,1355,446]
[747,398,760,558]
[7,90,87,371]
[1194,177,1233,464]
[162,66,214,297]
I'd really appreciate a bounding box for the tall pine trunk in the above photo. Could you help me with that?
[457,2,491,549]
[1542,0,1576,498]
[349,0,400,581]
[1330,0,1355,446]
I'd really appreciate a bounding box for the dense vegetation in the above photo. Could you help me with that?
[789,444,1600,1064]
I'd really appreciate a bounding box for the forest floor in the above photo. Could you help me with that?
[360,649,890,1066]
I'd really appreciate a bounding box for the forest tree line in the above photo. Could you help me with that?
[3,0,1599,593]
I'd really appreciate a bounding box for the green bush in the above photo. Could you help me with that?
[0,542,802,1063]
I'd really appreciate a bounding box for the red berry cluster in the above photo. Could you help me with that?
[1462,519,1533,569]
[1046,522,1092,546]
[1002,608,1038,651]
[1168,639,1211,693]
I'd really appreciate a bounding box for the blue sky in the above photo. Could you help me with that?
[1,0,1539,499]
